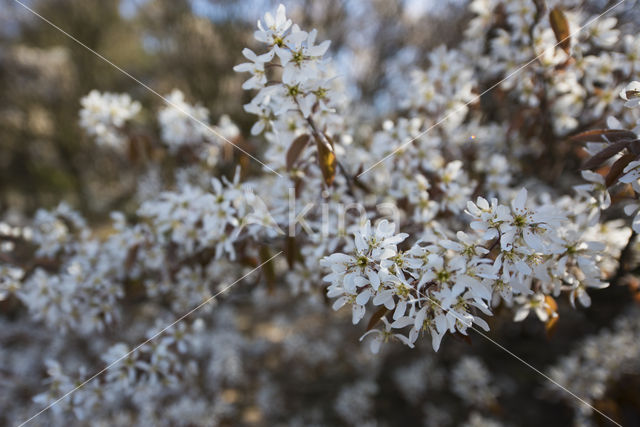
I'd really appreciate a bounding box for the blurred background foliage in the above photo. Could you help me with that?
[0,0,470,222]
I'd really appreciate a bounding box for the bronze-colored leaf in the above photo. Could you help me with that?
[571,129,637,144]
[321,131,336,149]
[124,278,146,302]
[127,136,140,164]
[545,316,559,338]
[451,332,472,345]
[259,246,276,294]
[550,7,571,54]
[366,306,388,331]
[624,275,640,305]
[592,399,621,424]
[533,0,546,17]
[284,236,303,269]
[544,295,559,338]
[581,141,630,170]
[626,89,640,100]
[605,153,637,187]
[628,139,640,156]
[239,255,260,268]
[352,163,372,193]
[286,134,310,171]
[612,184,636,205]
[316,138,336,187]
[125,244,140,271]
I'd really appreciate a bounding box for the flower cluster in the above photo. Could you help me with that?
[233,3,347,185]
[79,90,141,149]
[235,4,333,125]
[32,318,216,421]
[323,187,621,352]
[139,169,281,260]
[158,89,211,151]
[406,45,476,131]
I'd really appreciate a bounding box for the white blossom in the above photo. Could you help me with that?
[79,90,140,149]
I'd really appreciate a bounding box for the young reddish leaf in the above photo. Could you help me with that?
[366,306,388,331]
[286,134,310,171]
[581,140,630,170]
[316,138,336,187]
[571,129,637,144]
[605,153,637,187]
[549,7,571,54]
